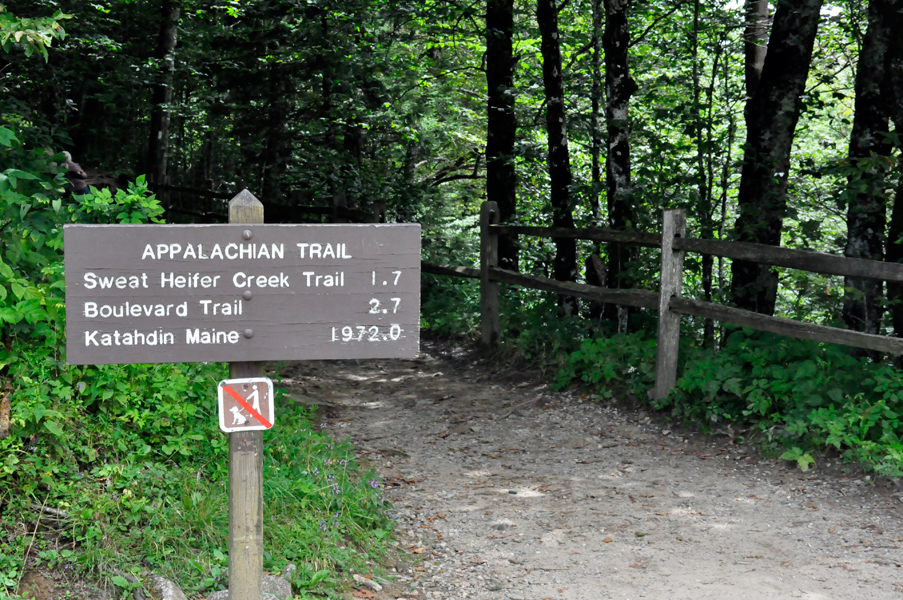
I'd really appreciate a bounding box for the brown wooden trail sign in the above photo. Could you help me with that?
[64,221,421,365]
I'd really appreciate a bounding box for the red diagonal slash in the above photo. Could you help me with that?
[221,384,273,429]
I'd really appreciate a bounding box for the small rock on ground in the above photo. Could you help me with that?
[146,575,188,600]
[206,591,280,600]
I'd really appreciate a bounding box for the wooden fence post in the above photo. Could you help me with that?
[228,190,265,600]
[481,201,501,348]
[653,209,686,400]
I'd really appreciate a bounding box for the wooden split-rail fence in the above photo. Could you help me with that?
[422,201,903,400]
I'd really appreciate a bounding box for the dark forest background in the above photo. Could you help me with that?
[7,0,903,333]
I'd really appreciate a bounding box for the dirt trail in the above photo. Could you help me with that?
[281,339,903,600]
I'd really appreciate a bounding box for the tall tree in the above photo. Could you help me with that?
[691,0,718,347]
[486,0,518,270]
[729,0,823,316]
[146,0,181,188]
[843,0,894,335]
[883,5,903,337]
[744,0,769,97]
[537,0,577,311]
[602,0,637,327]
[590,0,604,220]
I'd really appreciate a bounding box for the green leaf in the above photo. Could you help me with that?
[0,307,22,324]
[0,127,17,147]
[44,421,63,436]
[110,575,130,588]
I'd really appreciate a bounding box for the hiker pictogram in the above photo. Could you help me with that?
[217,377,275,433]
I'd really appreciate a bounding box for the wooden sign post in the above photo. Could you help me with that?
[63,189,421,600]
[228,191,265,600]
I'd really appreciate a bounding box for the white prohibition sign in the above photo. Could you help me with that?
[217,377,275,433]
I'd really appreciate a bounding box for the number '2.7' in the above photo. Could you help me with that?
[372,271,402,286]
[370,298,400,314]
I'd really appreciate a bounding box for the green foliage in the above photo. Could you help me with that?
[1,381,392,597]
[0,4,70,61]
[502,292,591,366]
[75,176,164,224]
[420,275,479,337]
[0,119,391,598]
[554,333,657,400]
[780,447,816,472]
[554,326,903,475]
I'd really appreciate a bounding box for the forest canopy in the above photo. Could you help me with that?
[4,0,900,332]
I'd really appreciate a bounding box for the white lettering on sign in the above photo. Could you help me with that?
[85,329,175,346]
[301,271,345,287]
[186,328,241,344]
[142,243,285,260]
[232,272,290,288]
[84,301,188,318]
[160,273,221,288]
[83,272,149,289]
[198,299,242,315]
[330,324,404,342]
[295,243,352,259]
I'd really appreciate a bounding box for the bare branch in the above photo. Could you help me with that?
[630,2,686,48]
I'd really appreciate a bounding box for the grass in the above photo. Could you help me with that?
[0,360,394,599]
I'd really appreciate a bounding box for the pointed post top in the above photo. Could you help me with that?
[229,189,264,224]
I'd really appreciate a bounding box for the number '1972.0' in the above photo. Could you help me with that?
[331,324,403,342]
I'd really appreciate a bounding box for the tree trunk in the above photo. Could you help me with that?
[261,74,291,203]
[729,0,823,316]
[537,0,578,313]
[843,0,894,336]
[884,5,903,337]
[486,0,519,270]
[146,0,181,188]
[590,0,603,221]
[691,0,716,347]
[744,0,769,98]
[602,0,637,327]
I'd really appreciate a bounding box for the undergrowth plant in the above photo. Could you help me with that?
[553,324,903,476]
[0,120,392,599]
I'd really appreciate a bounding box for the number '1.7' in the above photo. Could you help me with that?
[373,271,402,286]
[331,324,403,342]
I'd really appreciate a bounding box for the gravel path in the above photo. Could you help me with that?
[280,340,903,600]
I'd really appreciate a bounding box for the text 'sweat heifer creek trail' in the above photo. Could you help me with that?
[282,340,903,600]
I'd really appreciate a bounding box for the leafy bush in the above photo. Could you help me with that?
[420,274,480,337]
[0,120,391,598]
[554,324,903,476]
[554,332,657,400]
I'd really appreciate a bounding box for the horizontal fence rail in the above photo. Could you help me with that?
[488,267,660,310]
[673,237,903,283]
[670,297,903,355]
[422,262,481,279]
[425,201,903,401]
